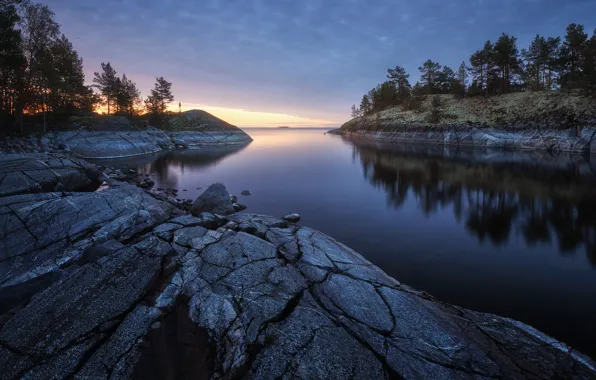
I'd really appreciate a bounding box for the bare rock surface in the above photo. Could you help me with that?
[0,154,101,197]
[0,179,594,379]
[52,114,253,159]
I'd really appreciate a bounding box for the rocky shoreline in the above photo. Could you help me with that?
[0,112,253,159]
[330,126,596,154]
[0,151,595,379]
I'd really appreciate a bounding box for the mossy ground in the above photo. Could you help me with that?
[343,91,596,132]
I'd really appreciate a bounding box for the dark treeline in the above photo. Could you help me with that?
[351,24,596,117]
[0,0,175,134]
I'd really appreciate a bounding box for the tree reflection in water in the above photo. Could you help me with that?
[351,139,596,266]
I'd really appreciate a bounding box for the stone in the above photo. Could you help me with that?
[233,203,247,212]
[230,195,238,203]
[283,213,301,223]
[0,154,102,197]
[241,190,252,196]
[191,183,235,216]
[138,178,155,190]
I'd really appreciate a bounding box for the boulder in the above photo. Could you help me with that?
[241,189,252,196]
[233,203,247,212]
[283,213,301,223]
[191,183,235,216]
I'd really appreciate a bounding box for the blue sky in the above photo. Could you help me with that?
[42,0,596,126]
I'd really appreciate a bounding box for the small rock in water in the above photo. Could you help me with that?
[283,213,301,223]
[233,203,247,212]
[241,190,252,196]
[183,189,187,191]
[230,195,238,203]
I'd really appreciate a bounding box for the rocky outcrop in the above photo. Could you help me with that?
[337,126,596,154]
[0,154,101,197]
[0,113,253,159]
[0,175,594,378]
[54,126,252,159]
[339,92,596,153]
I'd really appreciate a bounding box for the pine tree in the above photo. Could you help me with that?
[0,0,26,128]
[469,41,494,96]
[93,62,118,114]
[559,23,588,89]
[359,94,371,115]
[145,77,174,122]
[457,62,469,91]
[583,29,596,93]
[493,33,520,93]
[437,66,455,94]
[20,2,60,123]
[114,74,140,115]
[545,37,561,90]
[418,59,442,94]
[386,65,411,103]
[350,104,360,118]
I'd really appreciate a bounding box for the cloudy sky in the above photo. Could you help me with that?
[42,0,596,127]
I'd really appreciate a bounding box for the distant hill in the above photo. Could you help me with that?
[167,109,240,132]
[277,126,290,129]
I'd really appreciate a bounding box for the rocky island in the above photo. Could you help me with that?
[0,145,595,378]
[334,92,596,153]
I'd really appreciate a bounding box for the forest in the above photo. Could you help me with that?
[0,0,175,133]
[351,24,596,117]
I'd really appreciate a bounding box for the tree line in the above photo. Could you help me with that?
[351,24,596,117]
[0,0,175,133]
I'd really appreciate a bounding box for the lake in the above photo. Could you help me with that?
[100,127,596,359]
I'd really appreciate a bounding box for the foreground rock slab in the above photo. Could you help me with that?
[0,184,594,379]
[0,154,101,197]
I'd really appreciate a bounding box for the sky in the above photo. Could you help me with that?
[41,0,596,127]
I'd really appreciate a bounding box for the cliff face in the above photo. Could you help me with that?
[339,92,596,153]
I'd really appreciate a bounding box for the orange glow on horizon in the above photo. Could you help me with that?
[94,103,340,128]
[170,103,340,128]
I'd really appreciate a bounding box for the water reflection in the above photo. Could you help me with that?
[136,145,249,189]
[349,138,596,265]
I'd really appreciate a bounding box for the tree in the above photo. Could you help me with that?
[20,2,60,127]
[469,41,495,96]
[418,59,442,94]
[359,94,372,115]
[350,104,360,118]
[0,0,26,129]
[145,77,174,121]
[522,35,547,91]
[545,37,561,90]
[583,29,596,93]
[93,62,118,114]
[114,74,140,115]
[559,23,588,89]
[386,65,411,103]
[44,34,94,116]
[457,61,469,91]
[436,65,455,93]
[493,33,520,93]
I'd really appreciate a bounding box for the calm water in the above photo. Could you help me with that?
[102,128,596,358]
